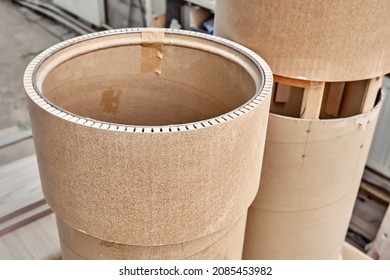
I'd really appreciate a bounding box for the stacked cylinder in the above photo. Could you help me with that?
[215,0,390,259]
[24,29,273,259]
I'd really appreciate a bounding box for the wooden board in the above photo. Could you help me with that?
[361,77,383,113]
[0,155,51,237]
[0,155,61,260]
[324,82,345,117]
[274,83,291,103]
[363,168,390,196]
[0,155,43,219]
[272,76,382,120]
[272,75,325,119]
[350,189,387,241]
[342,242,372,260]
[338,79,368,117]
[371,206,390,259]
[0,128,32,149]
[273,75,322,89]
[300,82,325,119]
[0,213,61,260]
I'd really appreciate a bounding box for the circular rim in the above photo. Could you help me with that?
[24,28,273,133]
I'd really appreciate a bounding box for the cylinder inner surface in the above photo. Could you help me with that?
[36,33,258,126]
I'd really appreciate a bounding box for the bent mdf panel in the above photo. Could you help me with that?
[215,0,390,81]
[215,1,386,259]
[24,28,273,259]
[57,213,247,260]
[243,100,382,259]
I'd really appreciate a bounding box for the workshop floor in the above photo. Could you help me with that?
[0,0,76,165]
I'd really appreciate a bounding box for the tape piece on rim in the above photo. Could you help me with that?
[141,31,164,74]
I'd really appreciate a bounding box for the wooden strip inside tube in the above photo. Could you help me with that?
[273,75,325,119]
[274,83,291,103]
[325,82,345,117]
[300,82,325,119]
[274,75,323,89]
[360,76,383,113]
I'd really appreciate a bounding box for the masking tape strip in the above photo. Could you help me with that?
[141,31,164,74]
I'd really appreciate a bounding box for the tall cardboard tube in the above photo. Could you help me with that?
[24,28,272,258]
[243,100,382,259]
[215,0,390,81]
[215,0,386,259]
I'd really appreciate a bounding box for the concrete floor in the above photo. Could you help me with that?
[0,0,76,165]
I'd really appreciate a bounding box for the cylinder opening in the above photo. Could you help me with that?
[30,30,268,127]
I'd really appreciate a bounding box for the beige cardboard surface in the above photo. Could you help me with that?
[24,29,273,246]
[59,241,86,260]
[58,213,247,260]
[243,99,381,259]
[215,0,390,81]
[245,192,356,260]
[185,213,246,260]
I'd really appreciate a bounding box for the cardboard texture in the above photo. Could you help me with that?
[23,29,273,256]
[243,99,382,259]
[57,213,247,260]
[246,192,356,259]
[215,0,390,81]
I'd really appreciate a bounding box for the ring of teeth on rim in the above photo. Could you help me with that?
[24,28,273,133]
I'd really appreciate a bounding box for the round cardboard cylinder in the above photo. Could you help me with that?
[243,99,382,259]
[57,213,247,260]
[24,28,272,247]
[215,0,390,81]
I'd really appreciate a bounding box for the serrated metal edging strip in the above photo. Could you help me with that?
[24,28,273,133]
